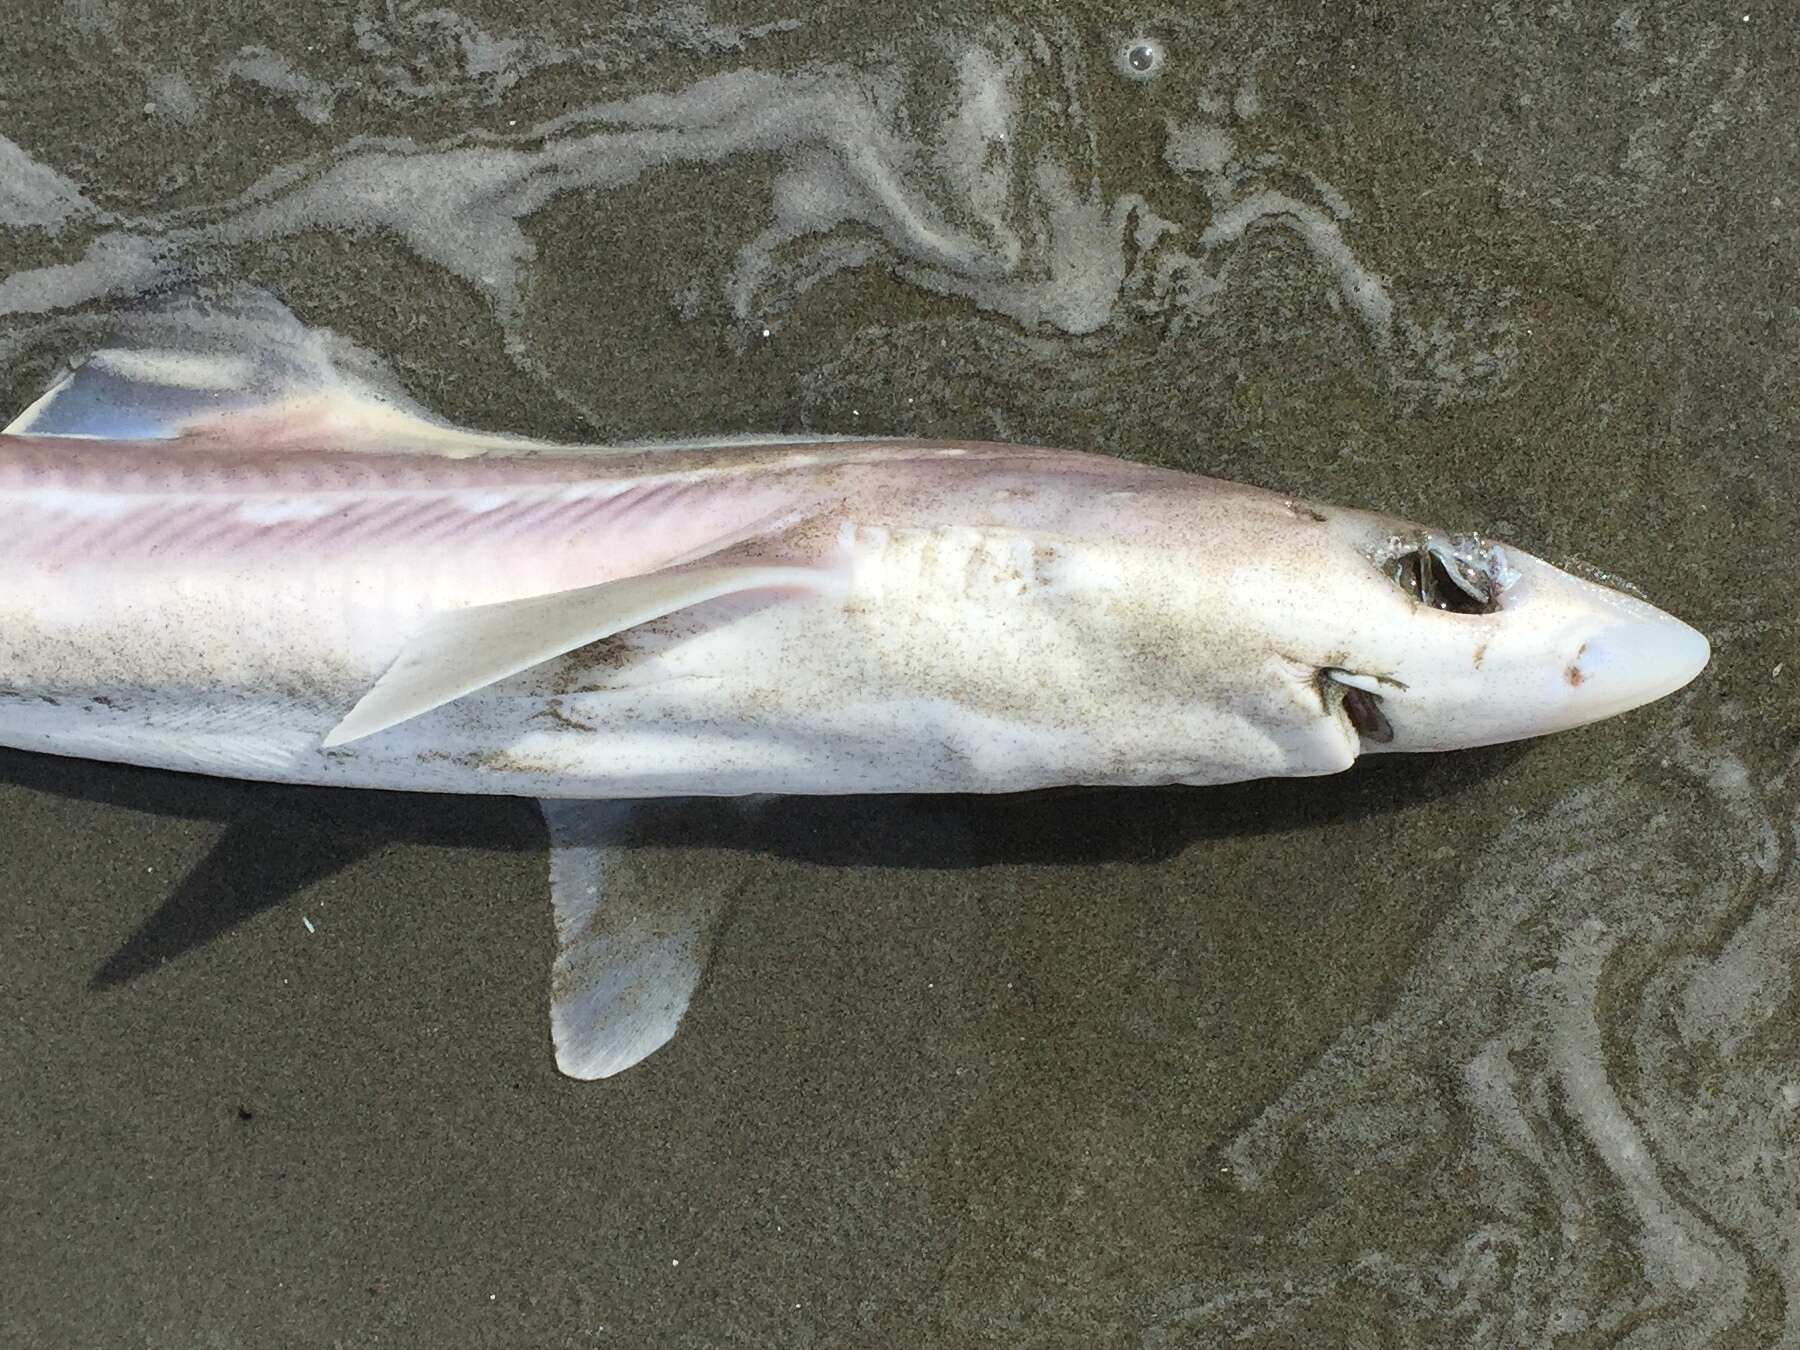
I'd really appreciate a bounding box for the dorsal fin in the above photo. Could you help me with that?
[2,285,913,460]
[1,286,534,457]
[7,347,264,439]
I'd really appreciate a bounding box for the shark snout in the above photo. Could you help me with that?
[1354,542,1711,755]
[1558,604,1710,728]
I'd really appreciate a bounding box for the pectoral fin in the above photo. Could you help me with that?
[323,562,835,747]
[541,799,728,1079]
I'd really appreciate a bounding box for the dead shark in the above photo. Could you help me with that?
[0,296,1709,1077]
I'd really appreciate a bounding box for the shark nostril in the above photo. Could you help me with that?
[1565,641,1590,687]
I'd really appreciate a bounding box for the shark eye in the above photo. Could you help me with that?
[1388,546,1497,615]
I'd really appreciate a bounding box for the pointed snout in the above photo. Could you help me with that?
[1369,545,1710,754]
[1559,602,1710,730]
[1496,549,1711,741]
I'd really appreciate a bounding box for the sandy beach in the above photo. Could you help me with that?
[3,4,1796,1345]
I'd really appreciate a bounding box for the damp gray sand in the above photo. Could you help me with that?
[2,4,1797,1345]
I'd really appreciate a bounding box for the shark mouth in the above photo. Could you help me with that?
[1317,667,1404,745]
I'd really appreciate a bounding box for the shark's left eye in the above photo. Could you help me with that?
[1388,546,1497,615]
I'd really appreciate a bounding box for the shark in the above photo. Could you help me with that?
[0,295,1710,1077]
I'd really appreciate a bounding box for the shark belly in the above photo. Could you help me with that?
[0,518,1350,797]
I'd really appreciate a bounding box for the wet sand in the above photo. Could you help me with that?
[2,3,1797,1345]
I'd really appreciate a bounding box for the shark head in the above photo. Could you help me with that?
[1253,508,1710,756]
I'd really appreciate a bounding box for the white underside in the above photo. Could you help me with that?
[0,576,1360,797]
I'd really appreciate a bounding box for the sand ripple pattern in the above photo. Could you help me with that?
[1151,721,1800,1347]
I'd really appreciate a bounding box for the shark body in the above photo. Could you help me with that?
[0,296,1710,1076]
